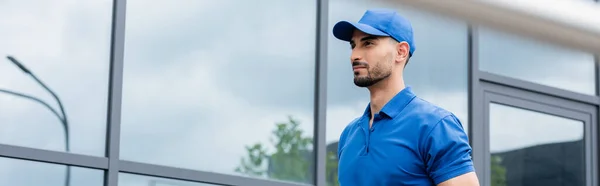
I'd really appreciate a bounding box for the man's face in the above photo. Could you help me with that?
[349,30,396,87]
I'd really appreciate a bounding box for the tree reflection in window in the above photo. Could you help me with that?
[235,116,314,184]
[491,155,507,186]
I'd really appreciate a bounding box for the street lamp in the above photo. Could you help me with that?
[1,55,70,186]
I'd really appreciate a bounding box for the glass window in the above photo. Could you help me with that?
[489,103,585,186]
[0,0,112,156]
[478,27,596,95]
[119,173,220,186]
[120,0,316,184]
[0,157,104,186]
[326,0,469,185]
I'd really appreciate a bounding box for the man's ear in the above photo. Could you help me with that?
[395,41,410,64]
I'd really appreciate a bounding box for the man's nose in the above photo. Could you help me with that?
[351,51,362,62]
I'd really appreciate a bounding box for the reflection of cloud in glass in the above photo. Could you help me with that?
[0,0,112,156]
[1,0,595,185]
[120,0,315,183]
[489,103,584,153]
[478,27,596,95]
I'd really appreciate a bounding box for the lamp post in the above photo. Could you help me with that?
[2,56,70,186]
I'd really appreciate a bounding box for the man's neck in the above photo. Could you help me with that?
[367,76,405,119]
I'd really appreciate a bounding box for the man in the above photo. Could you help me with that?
[333,9,480,186]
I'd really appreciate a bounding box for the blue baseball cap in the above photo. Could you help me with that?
[333,9,415,56]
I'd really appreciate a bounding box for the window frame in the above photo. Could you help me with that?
[1,0,600,186]
[483,83,595,186]
[470,25,600,186]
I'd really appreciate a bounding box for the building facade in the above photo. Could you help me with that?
[0,0,599,186]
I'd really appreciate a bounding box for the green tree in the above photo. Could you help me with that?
[235,116,314,183]
[237,116,505,186]
[234,143,269,177]
[326,151,340,186]
[491,155,507,186]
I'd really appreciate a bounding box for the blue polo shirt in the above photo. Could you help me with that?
[337,87,474,185]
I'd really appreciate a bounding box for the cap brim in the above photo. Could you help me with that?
[332,21,389,42]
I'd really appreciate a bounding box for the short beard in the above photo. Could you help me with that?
[353,62,392,87]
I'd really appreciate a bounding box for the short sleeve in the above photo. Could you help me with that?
[423,115,475,185]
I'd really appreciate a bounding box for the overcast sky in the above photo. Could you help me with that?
[0,0,595,185]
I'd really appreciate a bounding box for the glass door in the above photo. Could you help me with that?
[479,82,597,186]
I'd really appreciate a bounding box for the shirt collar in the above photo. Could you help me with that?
[362,86,417,119]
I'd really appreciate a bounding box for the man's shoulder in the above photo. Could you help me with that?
[402,96,459,128]
[341,117,362,135]
[337,117,363,153]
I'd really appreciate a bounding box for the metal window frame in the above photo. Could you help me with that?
[0,0,328,185]
[102,0,330,185]
[469,24,600,186]
[105,0,126,185]
[108,0,329,185]
[119,161,312,186]
[0,144,108,169]
[480,82,597,186]
[0,0,125,184]
[1,0,600,186]
[597,53,600,183]
[313,0,329,186]
[468,25,487,185]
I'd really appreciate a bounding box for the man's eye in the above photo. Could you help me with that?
[364,41,373,46]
